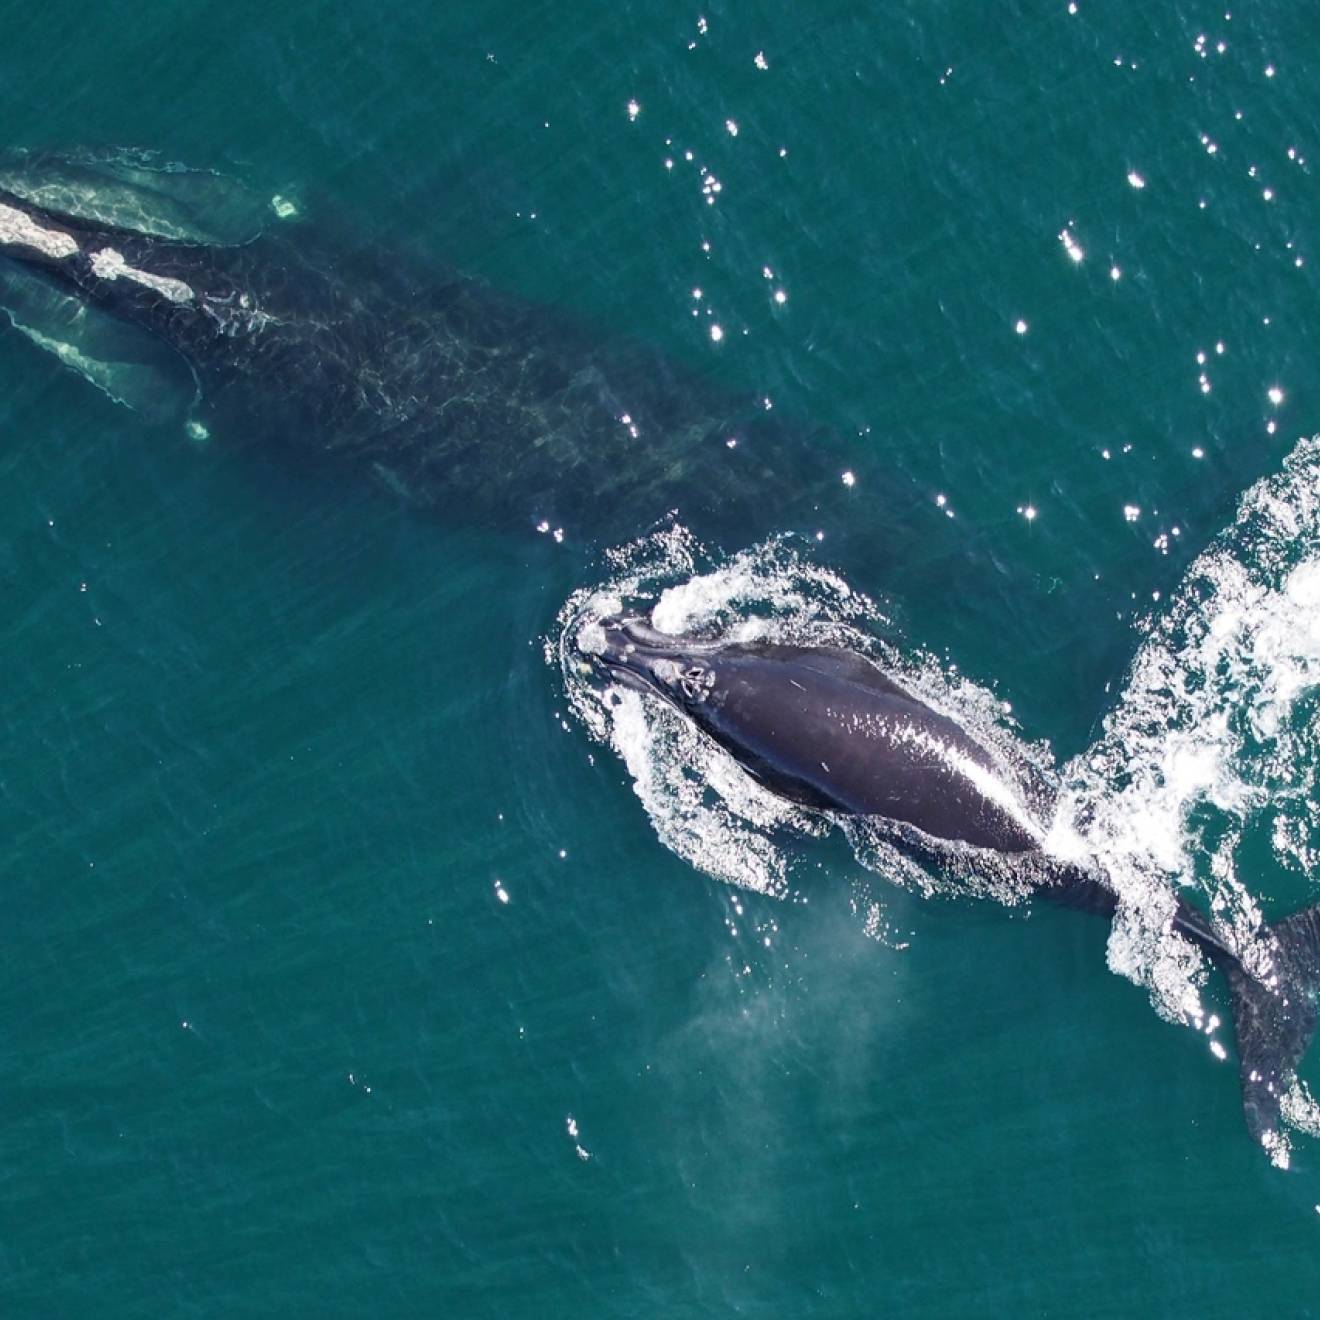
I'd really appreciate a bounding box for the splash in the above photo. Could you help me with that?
[1056,435,1320,1163]
[1059,438,1320,985]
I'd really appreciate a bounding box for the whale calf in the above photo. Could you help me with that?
[580,614,1320,1154]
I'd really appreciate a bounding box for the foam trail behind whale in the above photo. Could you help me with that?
[1055,434,1320,1163]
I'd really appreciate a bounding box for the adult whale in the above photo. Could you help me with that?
[580,613,1320,1156]
[0,147,858,545]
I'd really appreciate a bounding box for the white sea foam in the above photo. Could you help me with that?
[555,437,1320,1158]
[1054,435,1320,1161]
[1057,436,1320,1001]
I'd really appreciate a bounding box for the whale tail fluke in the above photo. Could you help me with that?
[1228,900,1320,1152]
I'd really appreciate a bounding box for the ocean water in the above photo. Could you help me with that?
[4,1,1320,1314]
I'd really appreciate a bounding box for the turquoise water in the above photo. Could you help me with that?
[4,1,1320,1314]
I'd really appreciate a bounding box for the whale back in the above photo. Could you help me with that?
[685,640,1041,852]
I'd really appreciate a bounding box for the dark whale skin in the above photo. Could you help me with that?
[675,642,1038,852]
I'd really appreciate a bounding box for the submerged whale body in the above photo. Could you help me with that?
[0,147,842,542]
[581,614,1320,1154]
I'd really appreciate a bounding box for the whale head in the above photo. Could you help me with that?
[577,614,719,712]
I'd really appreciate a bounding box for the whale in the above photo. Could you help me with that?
[587,614,1044,852]
[0,147,854,545]
[580,614,1320,1155]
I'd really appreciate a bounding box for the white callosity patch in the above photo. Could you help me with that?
[0,200,78,259]
[89,246,194,304]
[1281,1078,1320,1144]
